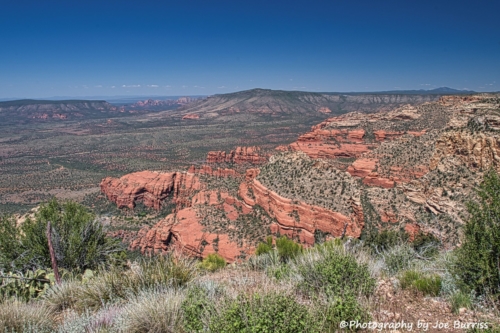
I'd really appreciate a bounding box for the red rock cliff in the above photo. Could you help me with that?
[238,169,364,244]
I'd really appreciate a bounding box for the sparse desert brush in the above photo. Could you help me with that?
[203,291,320,333]
[45,253,199,313]
[380,243,418,275]
[117,288,185,333]
[0,298,55,333]
[43,279,82,312]
[449,290,473,314]
[245,249,281,271]
[200,253,226,272]
[292,242,375,297]
[56,306,121,333]
[399,270,442,296]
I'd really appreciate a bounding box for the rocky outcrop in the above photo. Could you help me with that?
[182,114,200,120]
[130,208,253,262]
[430,131,500,172]
[238,169,364,245]
[100,171,179,210]
[347,158,377,178]
[290,127,372,159]
[207,146,269,164]
[100,165,237,210]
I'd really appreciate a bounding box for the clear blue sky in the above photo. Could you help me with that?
[1,0,499,98]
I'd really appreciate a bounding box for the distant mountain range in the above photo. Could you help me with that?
[361,87,476,95]
[0,87,481,125]
[0,87,480,103]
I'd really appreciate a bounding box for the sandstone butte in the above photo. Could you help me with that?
[100,165,236,210]
[206,146,269,164]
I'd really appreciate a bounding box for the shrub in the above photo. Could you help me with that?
[246,250,280,271]
[296,248,375,297]
[399,270,442,296]
[363,229,408,252]
[255,236,273,256]
[200,253,226,272]
[316,294,371,332]
[276,236,303,262]
[0,215,23,271]
[1,198,126,273]
[182,286,211,333]
[43,279,82,312]
[118,288,185,333]
[56,306,121,333]
[382,243,417,275]
[0,299,55,333]
[454,170,500,299]
[209,292,319,333]
[46,254,198,313]
[182,281,225,333]
[411,232,440,257]
[449,291,472,314]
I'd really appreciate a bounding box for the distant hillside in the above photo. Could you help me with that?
[0,99,118,123]
[356,87,475,95]
[171,88,441,120]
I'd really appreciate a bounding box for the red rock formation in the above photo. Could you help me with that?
[275,145,291,152]
[404,223,421,241]
[362,175,395,189]
[347,158,378,178]
[100,171,178,210]
[100,165,237,210]
[206,146,268,164]
[373,130,405,141]
[237,169,364,245]
[130,208,253,263]
[290,128,372,159]
[318,107,332,114]
[182,113,200,120]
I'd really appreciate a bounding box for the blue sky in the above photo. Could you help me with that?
[1,0,499,98]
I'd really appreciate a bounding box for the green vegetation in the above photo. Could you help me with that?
[257,153,359,214]
[255,236,273,256]
[200,253,226,272]
[295,242,375,297]
[255,235,303,262]
[399,270,442,296]
[449,291,472,314]
[453,170,500,300]
[0,198,125,273]
[276,236,303,261]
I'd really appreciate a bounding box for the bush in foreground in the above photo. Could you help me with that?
[0,198,125,273]
[295,244,375,297]
[0,299,55,333]
[208,292,319,333]
[454,170,500,299]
